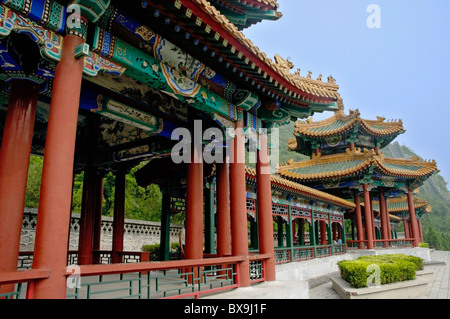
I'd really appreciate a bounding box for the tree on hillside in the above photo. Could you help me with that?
[25,155,43,208]
[25,155,163,222]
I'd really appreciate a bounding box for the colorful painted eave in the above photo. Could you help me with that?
[245,167,356,209]
[210,0,282,30]
[277,148,439,182]
[141,0,341,109]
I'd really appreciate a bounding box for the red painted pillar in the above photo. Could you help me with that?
[92,175,104,264]
[230,120,250,287]
[31,35,85,299]
[0,80,39,295]
[363,184,374,249]
[418,219,424,243]
[384,197,392,240]
[353,190,364,249]
[320,221,327,245]
[403,215,411,239]
[256,132,275,282]
[216,162,231,257]
[407,190,420,247]
[112,171,126,263]
[378,188,389,245]
[369,192,376,242]
[78,169,97,265]
[185,136,204,261]
[78,115,103,265]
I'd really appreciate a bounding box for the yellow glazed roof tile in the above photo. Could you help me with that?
[277,148,439,181]
[191,0,341,101]
[292,109,405,139]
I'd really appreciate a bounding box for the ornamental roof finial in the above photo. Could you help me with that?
[274,54,294,71]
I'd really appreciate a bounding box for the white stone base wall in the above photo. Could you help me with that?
[21,209,182,252]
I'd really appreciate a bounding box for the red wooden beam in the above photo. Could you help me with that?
[0,270,50,285]
[68,256,248,277]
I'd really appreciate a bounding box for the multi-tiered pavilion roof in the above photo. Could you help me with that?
[280,108,438,196]
[278,148,439,195]
[288,108,406,156]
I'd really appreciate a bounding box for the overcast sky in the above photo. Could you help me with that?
[243,0,450,185]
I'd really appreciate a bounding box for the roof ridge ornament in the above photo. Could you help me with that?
[327,75,336,84]
[274,54,294,72]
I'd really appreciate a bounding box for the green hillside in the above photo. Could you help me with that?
[383,143,450,251]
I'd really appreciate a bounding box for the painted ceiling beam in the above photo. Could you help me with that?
[70,0,111,23]
[0,0,300,129]
[90,26,239,121]
[96,4,262,113]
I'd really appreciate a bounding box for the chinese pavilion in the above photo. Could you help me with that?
[369,195,431,244]
[279,106,439,250]
[0,0,356,299]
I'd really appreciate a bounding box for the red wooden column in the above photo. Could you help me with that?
[353,190,364,249]
[332,223,337,242]
[0,80,39,295]
[230,120,250,287]
[378,187,389,245]
[256,132,275,282]
[320,221,327,245]
[369,192,376,242]
[403,214,411,239]
[31,35,85,299]
[77,168,98,265]
[78,115,103,265]
[418,219,424,243]
[112,171,126,264]
[407,190,420,247]
[363,184,374,249]
[384,196,392,240]
[92,175,104,264]
[185,134,204,261]
[216,162,231,257]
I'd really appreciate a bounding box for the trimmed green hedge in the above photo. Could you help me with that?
[337,254,424,288]
[142,243,180,261]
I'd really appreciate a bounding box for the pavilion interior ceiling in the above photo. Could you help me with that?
[0,0,341,175]
[90,0,340,115]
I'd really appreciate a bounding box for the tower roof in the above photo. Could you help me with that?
[277,148,439,189]
[288,109,406,155]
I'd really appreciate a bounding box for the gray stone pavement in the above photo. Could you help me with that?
[309,250,450,299]
[425,250,449,299]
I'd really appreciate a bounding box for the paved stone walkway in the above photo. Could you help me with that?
[426,250,449,299]
[309,250,450,299]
